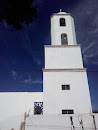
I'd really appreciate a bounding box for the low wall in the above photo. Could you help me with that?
[25,114,98,130]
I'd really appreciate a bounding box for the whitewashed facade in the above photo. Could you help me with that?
[43,11,92,115]
[0,92,43,130]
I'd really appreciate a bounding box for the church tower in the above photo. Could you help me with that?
[43,11,92,115]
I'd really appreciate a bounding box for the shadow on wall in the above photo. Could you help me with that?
[20,122,25,130]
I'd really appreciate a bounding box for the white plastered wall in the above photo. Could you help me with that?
[43,71,92,115]
[45,45,83,69]
[0,92,43,130]
[43,44,92,115]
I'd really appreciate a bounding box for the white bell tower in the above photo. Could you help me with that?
[51,11,77,45]
[43,11,92,115]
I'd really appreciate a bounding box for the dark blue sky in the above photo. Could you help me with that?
[0,0,98,110]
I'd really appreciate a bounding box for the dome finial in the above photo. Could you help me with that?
[60,9,62,12]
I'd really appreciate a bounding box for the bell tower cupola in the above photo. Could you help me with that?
[51,10,77,45]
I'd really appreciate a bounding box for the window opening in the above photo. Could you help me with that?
[61,33,68,45]
[62,85,70,90]
[62,85,65,90]
[60,18,66,26]
[66,85,70,90]
[62,110,74,114]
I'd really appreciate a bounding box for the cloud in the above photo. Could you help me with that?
[73,0,98,65]
[33,57,41,65]
[88,28,98,35]
[22,30,42,66]
[82,41,98,64]
[11,70,42,84]
[21,75,42,84]
[82,42,96,54]
[11,70,17,80]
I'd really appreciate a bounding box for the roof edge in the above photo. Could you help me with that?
[50,13,74,19]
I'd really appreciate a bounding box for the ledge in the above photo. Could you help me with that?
[42,68,87,72]
[44,45,81,48]
[50,13,74,19]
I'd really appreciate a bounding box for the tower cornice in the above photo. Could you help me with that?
[50,13,74,19]
[42,68,87,72]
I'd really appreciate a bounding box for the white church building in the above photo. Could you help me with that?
[0,11,97,130]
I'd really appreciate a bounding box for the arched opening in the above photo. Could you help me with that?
[60,18,66,26]
[61,33,68,45]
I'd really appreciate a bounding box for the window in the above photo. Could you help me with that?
[62,85,66,90]
[34,102,43,115]
[60,18,66,26]
[62,110,74,114]
[66,85,70,90]
[62,85,70,90]
[61,33,68,45]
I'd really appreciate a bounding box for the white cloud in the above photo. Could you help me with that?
[88,28,98,34]
[82,42,96,54]
[34,58,41,65]
[92,61,98,65]
[11,70,17,80]
[21,75,42,84]
[11,71,42,84]
[82,41,98,64]
[73,0,98,65]
[22,30,42,66]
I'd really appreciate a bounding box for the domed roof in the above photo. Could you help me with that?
[57,9,67,14]
[57,12,67,14]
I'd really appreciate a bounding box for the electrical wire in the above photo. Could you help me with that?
[0,69,98,72]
